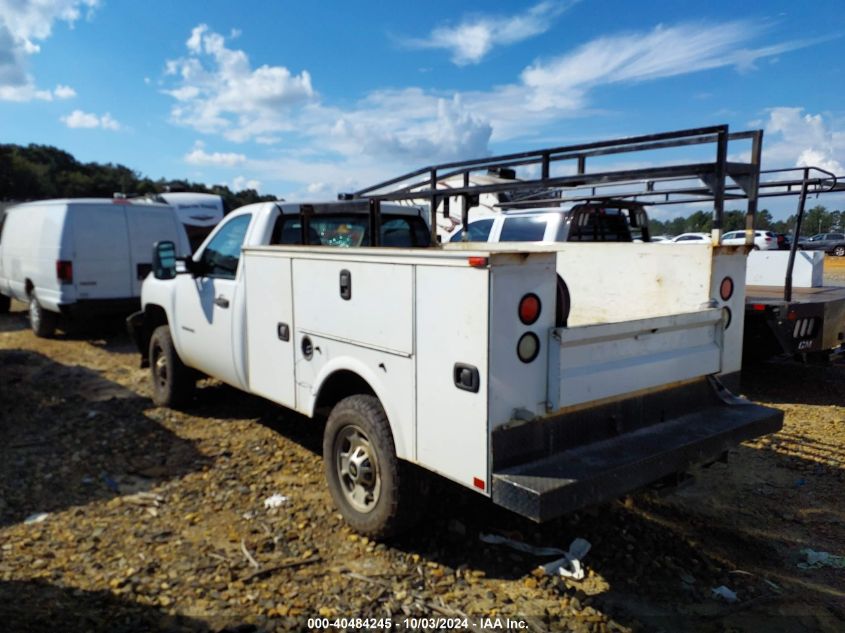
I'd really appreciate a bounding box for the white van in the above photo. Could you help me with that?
[0,198,190,336]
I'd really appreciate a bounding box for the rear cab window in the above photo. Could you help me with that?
[270,213,430,248]
[566,206,633,242]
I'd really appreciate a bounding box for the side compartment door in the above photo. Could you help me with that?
[416,265,489,491]
[173,213,252,388]
[244,253,296,407]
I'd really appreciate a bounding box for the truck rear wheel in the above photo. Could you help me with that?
[149,325,194,407]
[29,296,56,337]
[324,394,425,538]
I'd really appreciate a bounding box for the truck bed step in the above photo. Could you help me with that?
[492,402,782,522]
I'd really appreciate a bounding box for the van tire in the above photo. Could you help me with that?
[0,294,10,314]
[324,394,426,538]
[149,325,194,407]
[29,296,56,337]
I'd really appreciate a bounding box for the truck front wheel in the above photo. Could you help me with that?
[149,325,194,407]
[324,395,425,538]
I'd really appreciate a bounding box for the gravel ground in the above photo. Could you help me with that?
[1,260,844,632]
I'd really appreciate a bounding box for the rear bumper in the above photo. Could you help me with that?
[58,298,140,318]
[491,378,782,522]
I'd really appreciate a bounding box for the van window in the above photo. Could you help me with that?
[200,214,251,278]
[449,218,495,243]
[500,216,547,241]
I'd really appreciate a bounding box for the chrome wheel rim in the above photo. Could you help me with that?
[335,425,380,513]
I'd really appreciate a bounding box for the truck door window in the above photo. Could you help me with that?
[449,218,494,243]
[200,214,251,279]
[500,216,547,241]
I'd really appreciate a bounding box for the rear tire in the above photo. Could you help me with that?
[29,296,56,338]
[323,394,427,538]
[149,325,194,407]
[0,294,10,314]
[833,245,845,257]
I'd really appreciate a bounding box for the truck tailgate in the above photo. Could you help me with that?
[549,308,723,410]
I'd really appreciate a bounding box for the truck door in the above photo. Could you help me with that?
[173,213,252,389]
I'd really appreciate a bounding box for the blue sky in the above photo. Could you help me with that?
[1,0,844,218]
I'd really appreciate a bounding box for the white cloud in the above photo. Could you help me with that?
[184,141,247,166]
[762,107,844,174]
[61,109,121,130]
[54,84,76,99]
[405,1,577,66]
[0,1,99,102]
[163,24,314,142]
[519,21,813,112]
[160,21,825,199]
[232,175,261,191]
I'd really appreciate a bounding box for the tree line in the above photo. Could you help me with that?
[649,206,843,238]
[0,143,278,211]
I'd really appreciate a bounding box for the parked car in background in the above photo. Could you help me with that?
[666,232,710,244]
[799,232,845,256]
[721,230,779,250]
[0,198,190,336]
[446,202,649,245]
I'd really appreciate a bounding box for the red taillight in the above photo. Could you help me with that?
[751,304,766,311]
[787,310,798,321]
[518,293,541,325]
[473,477,485,490]
[719,277,734,301]
[468,256,488,268]
[56,260,73,284]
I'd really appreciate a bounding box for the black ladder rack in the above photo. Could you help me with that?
[352,125,763,244]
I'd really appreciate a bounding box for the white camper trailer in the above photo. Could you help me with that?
[0,198,190,336]
[157,192,225,250]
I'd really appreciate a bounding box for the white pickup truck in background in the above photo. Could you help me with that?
[129,127,784,537]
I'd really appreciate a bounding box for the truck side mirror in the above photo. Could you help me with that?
[152,241,177,279]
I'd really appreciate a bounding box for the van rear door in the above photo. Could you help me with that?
[125,205,182,295]
[70,203,132,300]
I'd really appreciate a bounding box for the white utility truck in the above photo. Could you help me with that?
[130,127,783,537]
[0,197,189,336]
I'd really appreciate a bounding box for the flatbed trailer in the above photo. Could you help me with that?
[744,284,845,359]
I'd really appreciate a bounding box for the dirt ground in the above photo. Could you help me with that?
[1,261,844,633]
